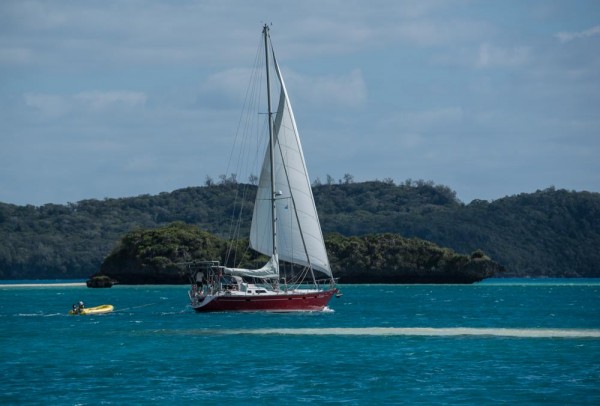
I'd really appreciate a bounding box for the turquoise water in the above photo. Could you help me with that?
[1,280,599,404]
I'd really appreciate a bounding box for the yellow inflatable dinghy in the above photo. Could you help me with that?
[69,304,114,315]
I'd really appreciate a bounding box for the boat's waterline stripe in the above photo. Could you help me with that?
[175,327,600,338]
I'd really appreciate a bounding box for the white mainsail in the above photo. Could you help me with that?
[249,55,332,277]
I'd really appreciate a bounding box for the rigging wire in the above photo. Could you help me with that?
[224,33,268,267]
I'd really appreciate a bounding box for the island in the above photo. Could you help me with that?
[90,222,504,285]
[3,181,596,281]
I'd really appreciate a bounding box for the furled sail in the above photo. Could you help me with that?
[223,257,279,279]
[250,55,332,277]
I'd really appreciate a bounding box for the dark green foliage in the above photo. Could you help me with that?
[0,185,252,279]
[86,275,114,288]
[96,224,500,284]
[0,181,598,279]
[315,183,600,277]
[98,222,227,283]
[324,233,499,283]
[95,222,267,284]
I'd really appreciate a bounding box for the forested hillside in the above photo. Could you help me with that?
[1,180,598,279]
[314,182,600,277]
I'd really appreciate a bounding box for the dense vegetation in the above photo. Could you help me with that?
[95,222,501,284]
[314,182,600,278]
[1,180,598,279]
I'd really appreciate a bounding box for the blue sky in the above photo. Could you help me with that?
[1,0,599,206]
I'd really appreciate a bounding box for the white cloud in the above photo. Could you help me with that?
[404,107,463,127]
[201,68,255,107]
[382,107,464,132]
[23,91,147,117]
[287,69,367,108]
[396,132,426,149]
[202,64,368,110]
[74,91,147,111]
[1,1,481,70]
[476,43,531,68]
[24,93,71,117]
[2,1,599,205]
[125,155,157,173]
[0,1,257,69]
[387,19,490,47]
[0,47,32,65]
[555,25,600,43]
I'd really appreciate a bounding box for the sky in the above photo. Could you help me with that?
[1,0,599,206]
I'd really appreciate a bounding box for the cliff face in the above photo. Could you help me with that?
[94,224,503,285]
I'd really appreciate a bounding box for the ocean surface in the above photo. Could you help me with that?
[1,279,598,405]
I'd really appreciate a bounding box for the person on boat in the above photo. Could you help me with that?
[72,303,78,314]
[78,301,84,312]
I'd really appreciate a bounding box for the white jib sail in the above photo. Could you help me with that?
[250,57,332,277]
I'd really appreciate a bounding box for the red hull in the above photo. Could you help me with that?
[192,288,338,312]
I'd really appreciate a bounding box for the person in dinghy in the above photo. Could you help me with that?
[71,301,84,314]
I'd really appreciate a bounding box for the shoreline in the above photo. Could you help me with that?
[0,282,86,288]
[0,278,598,288]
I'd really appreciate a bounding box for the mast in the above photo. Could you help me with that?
[263,24,278,276]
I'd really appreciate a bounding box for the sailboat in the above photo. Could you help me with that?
[188,25,339,312]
